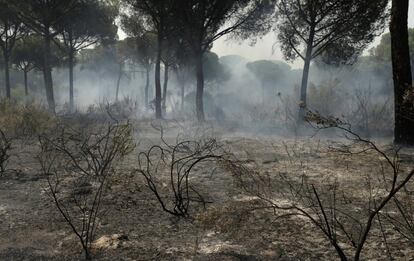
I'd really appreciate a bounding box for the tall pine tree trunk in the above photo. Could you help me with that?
[195,50,205,122]
[181,81,185,111]
[298,28,315,124]
[391,0,414,145]
[42,32,55,112]
[145,65,150,109]
[69,49,75,111]
[24,70,28,96]
[4,53,11,99]
[176,68,186,111]
[162,63,169,114]
[115,63,123,102]
[154,32,163,119]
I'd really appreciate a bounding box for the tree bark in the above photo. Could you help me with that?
[195,50,205,122]
[42,32,56,112]
[115,63,123,102]
[24,70,28,96]
[69,48,75,111]
[176,68,186,111]
[162,63,169,114]
[145,65,150,109]
[298,28,315,124]
[391,0,414,145]
[4,53,11,99]
[181,80,185,111]
[154,32,163,119]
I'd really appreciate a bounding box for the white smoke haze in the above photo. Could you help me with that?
[12,33,394,139]
[3,1,412,138]
[38,53,391,138]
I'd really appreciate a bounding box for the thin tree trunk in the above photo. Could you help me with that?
[261,81,265,105]
[24,70,28,96]
[84,247,91,260]
[4,54,11,99]
[145,65,150,109]
[175,68,186,111]
[391,0,414,145]
[195,50,205,122]
[154,32,163,119]
[43,32,55,112]
[181,80,185,111]
[298,28,315,124]
[115,63,123,102]
[162,63,169,114]
[69,48,75,111]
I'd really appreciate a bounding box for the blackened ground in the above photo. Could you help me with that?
[0,123,413,260]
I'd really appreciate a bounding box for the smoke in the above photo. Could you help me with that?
[2,45,394,138]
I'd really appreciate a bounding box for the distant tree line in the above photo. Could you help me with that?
[0,0,413,145]
[0,0,118,111]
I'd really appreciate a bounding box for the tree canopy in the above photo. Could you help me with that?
[277,0,388,122]
[0,0,27,98]
[58,0,118,110]
[173,0,277,121]
[371,28,414,64]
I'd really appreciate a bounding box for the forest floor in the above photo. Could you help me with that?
[1,120,414,260]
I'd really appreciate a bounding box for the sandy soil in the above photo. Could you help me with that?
[0,122,413,260]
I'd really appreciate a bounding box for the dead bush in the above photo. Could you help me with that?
[276,93,299,134]
[308,79,346,116]
[0,99,55,139]
[307,82,393,137]
[224,111,414,261]
[38,122,134,260]
[384,184,414,245]
[85,98,138,121]
[347,87,393,137]
[135,125,228,218]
